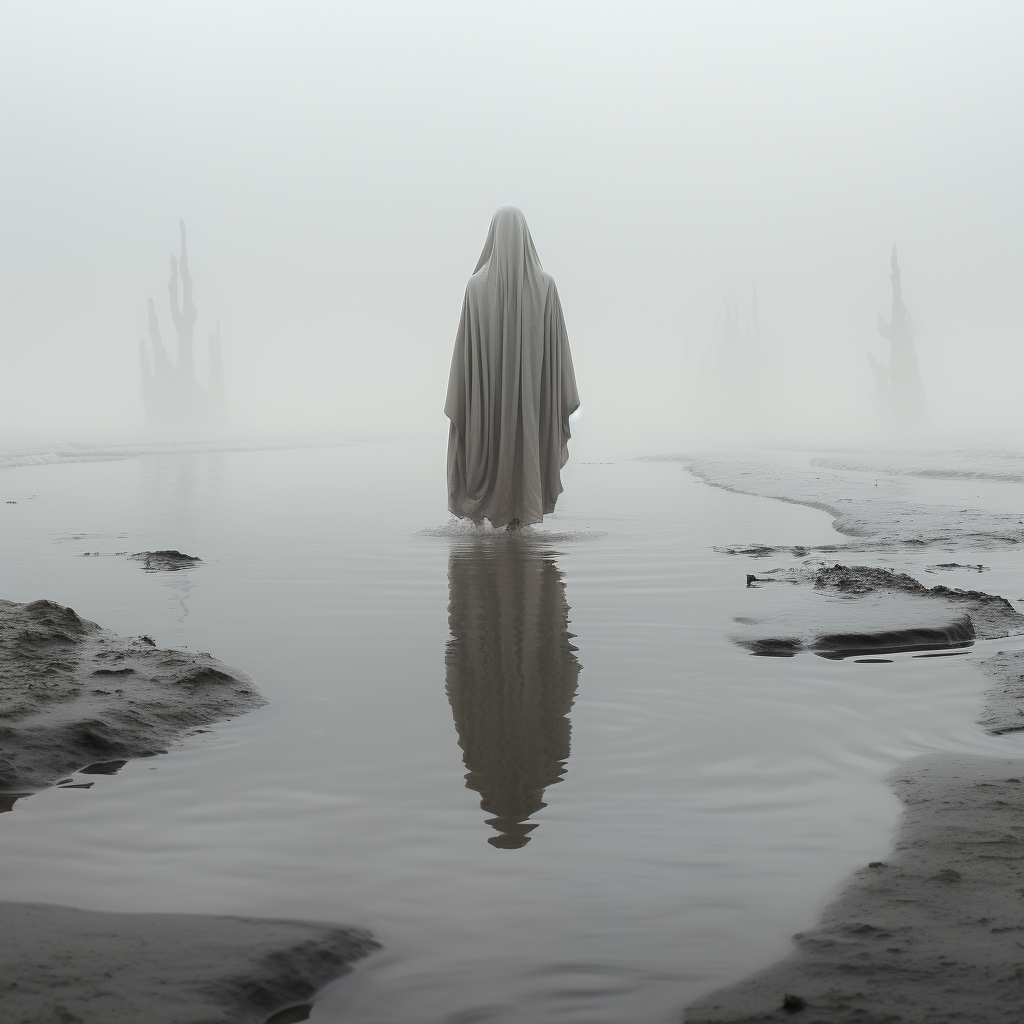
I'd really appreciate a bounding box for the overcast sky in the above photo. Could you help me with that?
[2,1,1021,452]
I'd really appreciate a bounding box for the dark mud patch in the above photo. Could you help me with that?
[0,598,266,798]
[735,625,976,660]
[685,754,1024,1024]
[734,564,1024,730]
[128,549,202,571]
[811,623,976,660]
[743,563,1024,641]
[720,542,860,558]
[0,901,378,1024]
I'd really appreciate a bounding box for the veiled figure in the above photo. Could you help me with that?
[445,207,580,529]
[445,540,581,848]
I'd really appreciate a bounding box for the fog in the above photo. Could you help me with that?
[2,1,1022,455]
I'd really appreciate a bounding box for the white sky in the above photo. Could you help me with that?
[2,1,1022,451]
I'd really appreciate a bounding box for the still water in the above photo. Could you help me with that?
[1,441,1020,1023]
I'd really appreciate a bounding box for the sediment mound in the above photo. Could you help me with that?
[0,901,379,1024]
[686,754,1024,1024]
[0,598,266,794]
[734,562,1024,660]
[734,563,1024,731]
[128,549,202,571]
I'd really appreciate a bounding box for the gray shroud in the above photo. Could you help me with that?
[445,207,580,528]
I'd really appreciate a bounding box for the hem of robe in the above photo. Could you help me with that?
[445,421,571,530]
[446,501,560,531]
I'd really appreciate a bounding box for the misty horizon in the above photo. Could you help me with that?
[3,2,1022,453]
[4,7,1024,1020]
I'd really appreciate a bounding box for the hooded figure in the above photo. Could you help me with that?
[445,207,580,529]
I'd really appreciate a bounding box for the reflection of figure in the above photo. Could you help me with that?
[445,541,581,848]
[874,244,927,429]
[444,207,580,530]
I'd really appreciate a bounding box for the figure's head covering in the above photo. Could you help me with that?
[473,206,543,276]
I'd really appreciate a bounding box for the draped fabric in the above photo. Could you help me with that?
[445,207,580,528]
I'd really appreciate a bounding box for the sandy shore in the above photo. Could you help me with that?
[0,597,268,798]
[687,754,1024,1024]
[647,448,1024,551]
[664,448,1024,1023]
[0,901,378,1024]
[1,598,378,1021]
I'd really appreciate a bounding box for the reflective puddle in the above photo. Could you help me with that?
[1,440,1021,1023]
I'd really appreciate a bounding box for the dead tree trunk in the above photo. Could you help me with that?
[138,222,227,428]
[876,244,927,429]
[168,220,197,383]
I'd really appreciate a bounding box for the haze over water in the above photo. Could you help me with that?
[2,2,1022,450]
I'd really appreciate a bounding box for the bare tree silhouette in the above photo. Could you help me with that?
[871,244,927,429]
[139,222,226,427]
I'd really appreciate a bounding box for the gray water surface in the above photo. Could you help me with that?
[1,441,1020,1023]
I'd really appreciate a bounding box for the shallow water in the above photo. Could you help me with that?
[1,441,1021,1023]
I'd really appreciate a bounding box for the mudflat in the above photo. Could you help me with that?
[0,597,378,1022]
[0,597,267,795]
[687,754,1024,1024]
[0,901,378,1024]
[671,448,1024,1023]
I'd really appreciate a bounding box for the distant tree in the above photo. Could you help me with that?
[138,221,225,428]
[167,222,197,383]
[871,244,927,429]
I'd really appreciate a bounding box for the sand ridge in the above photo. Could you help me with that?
[0,597,267,796]
[0,901,379,1024]
[735,562,1024,736]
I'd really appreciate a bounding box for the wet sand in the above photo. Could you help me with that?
[2,440,1022,1022]
[0,596,266,795]
[0,597,377,1021]
[687,754,1024,1024]
[661,449,1024,1023]
[648,447,1024,551]
[0,901,377,1024]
